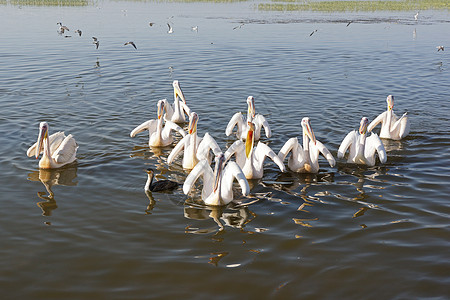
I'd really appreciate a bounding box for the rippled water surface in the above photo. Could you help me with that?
[1,1,449,298]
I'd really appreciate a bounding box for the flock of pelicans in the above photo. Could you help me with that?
[27,81,410,206]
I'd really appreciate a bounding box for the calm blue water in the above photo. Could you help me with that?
[0,1,449,298]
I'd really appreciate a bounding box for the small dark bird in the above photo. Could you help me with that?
[124,41,137,49]
[149,22,155,27]
[346,21,353,27]
[144,168,179,192]
[437,46,444,52]
[310,29,318,36]
[92,36,99,49]
[75,29,82,36]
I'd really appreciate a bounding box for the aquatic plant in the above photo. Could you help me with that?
[258,0,450,12]
[5,0,91,6]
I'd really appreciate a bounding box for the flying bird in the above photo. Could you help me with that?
[92,37,99,49]
[437,46,444,52]
[144,168,179,192]
[149,22,155,27]
[57,22,69,34]
[192,26,198,32]
[310,29,318,37]
[75,29,82,36]
[367,95,410,140]
[233,23,245,30]
[414,12,419,21]
[124,41,137,49]
[278,117,335,173]
[27,122,78,169]
[346,21,353,27]
[338,117,387,166]
[167,23,173,34]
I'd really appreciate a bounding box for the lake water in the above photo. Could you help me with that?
[1,1,449,298]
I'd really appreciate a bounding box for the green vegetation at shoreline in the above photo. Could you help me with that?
[5,0,91,6]
[258,0,450,12]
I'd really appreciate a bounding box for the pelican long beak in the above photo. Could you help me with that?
[245,122,255,158]
[359,117,369,135]
[387,95,394,111]
[303,119,316,145]
[36,124,48,159]
[188,112,198,135]
[173,80,187,104]
[213,154,225,193]
[157,100,164,119]
[247,96,256,120]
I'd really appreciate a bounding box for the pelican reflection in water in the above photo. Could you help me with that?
[28,166,78,216]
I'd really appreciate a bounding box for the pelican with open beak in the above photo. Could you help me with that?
[278,117,335,173]
[226,96,271,141]
[130,99,186,147]
[183,153,250,206]
[27,122,78,169]
[367,95,410,140]
[167,112,222,170]
[162,80,192,123]
[338,117,387,166]
[225,121,285,179]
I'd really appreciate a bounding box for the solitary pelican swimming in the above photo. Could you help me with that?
[278,117,335,173]
[130,99,186,147]
[367,95,410,140]
[167,112,222,170]
[145,168,179,192]
[162,81,191,123]
[183,153,250,206]
[225,122,285,179]
[27,122,78,169]
[338,117,387,166]
[226,96,271,141]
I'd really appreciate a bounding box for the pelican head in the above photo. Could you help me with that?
[245,121,255,158]
[157,100,165,119]
[386,95,394,111]
[213,153,226,192]
[172,80,186,104]
[301,117,316,145]
[359,117,369,135]
[246,96,256,120]
[188,112,198,135]
[36,122,49,159]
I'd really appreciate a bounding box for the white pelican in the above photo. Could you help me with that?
[367,95,410,140]
[278,117,335,173]
[145,168,179,192]
[27,122,78,169]
[162,81,191,123]
[225,122,285,179]
[338,117,387,166]
[167,112,222,170]
[225,96,271,141]
[183,153,250,206]
[130,99,186,147]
